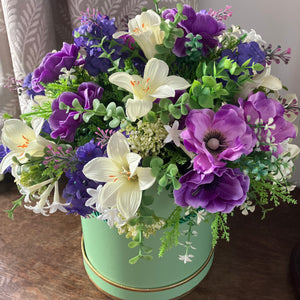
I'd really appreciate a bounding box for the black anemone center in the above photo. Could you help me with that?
[203,130,227,155]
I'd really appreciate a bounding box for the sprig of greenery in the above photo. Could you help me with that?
[159,206,182,257]
[5,195,25,220]
[210,212,230,247]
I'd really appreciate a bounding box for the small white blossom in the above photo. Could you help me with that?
[164,120,182,147]
[240,200,255,215]
[59,67,77,81]
[196,210,207,225]
[97,207,125,228]
[85,184,103,211]
[178,254,194,264]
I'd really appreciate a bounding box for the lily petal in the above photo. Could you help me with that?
[261,75,282,91]
[109,72,138,94]
[83,157,120,182]
[163,75,191,90]
[117,181,142,219]
[143,58,169,86]
[136,167,156,190]
[126,98,153,121]
[126,152,142,176]
[107,132,130,163]
[99,181,123,208]
[0,151,16,174]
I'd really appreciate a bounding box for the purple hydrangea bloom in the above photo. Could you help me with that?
[73,12,127,75]
[221,41,266,67]
[239,92,296,155]
[181,107,256,173]
[0,144,11,174]
[31,43,80,93]
[162,5,226,57]
[174,167,249,213]
[63,141,106,216]
[49,82,104,142]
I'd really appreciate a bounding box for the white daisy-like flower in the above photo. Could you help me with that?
[196,210,207,225]
[85,184,103,211]
[240,200,255,215]
[178,254,194,264]
[164,120,182,147]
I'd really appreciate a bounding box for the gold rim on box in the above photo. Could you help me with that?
[81,235,214,293]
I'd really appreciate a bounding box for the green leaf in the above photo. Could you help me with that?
[59,102,68,110]
[142,255,153,261]
[128,217,139,226]
[160,111,170,124]
[72,98,83,110]
[109,118,120,128]
[159,98,172,110]
[168,104,181,119]
[202,76,216,88]
[253,63,264,72]
[82,111,94,123]
[241,58,251,68]
[129,255,140,264]
[116,106,125,118]
[229,62,237,75]
[142,195,154,206]
[146,111,158,123]
[159,175,168,187]
[128,241,140,248]
[142,246,153,254]
[92,99,101,111]
[3,113,13,119]
[73,113,80,120]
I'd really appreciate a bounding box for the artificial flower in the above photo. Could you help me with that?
[164,120,182,147]
[174,167,249,213]
[0,118,52,174]
[162,5,226,56]
[82,132,156,219]
[109,58,190,121]
[181,107,256,173]
[113,10,164,59]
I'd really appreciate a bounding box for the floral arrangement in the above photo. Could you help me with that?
[1,1,299,264]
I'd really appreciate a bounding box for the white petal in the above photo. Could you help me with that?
[99,181,122,208]
[1,119,35,150]
[163,76,191,90]
[31,117,45,136]
[126,152,142,176]
[82,157,120,182]
[0,151,15,174]
[117,181,142,219]
[136,167,156,190]
[261,75,282,91]
[140,10,161,27]
[126,98,153,121]
[143,58,169,87]
[107,132,130,163]
[109,72,138,94]
[112,30,129,39]
[150,85,175,98]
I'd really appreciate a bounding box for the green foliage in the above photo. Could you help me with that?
[247,176,297,219]
[211,213,230,247]
[20,101,53,123]
[155,3,187,62]
[5,195,25,219]
[159,206,182,257]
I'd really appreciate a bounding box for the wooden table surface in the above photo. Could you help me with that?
[0,174,299,300]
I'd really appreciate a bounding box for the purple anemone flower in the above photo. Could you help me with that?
[31,43,80,93]
[239,92,296,155]
[174,167,249,213]
[181,106,256,173]
[49,82,104,142]
[162,5,225,57]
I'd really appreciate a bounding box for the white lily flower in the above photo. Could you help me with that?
[113,10,164,59]
[82,132,156,219]
[0,118,52,174]
[109,58,190,121]
[236,65,282,99]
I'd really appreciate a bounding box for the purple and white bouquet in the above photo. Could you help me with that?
[1,1,299,263]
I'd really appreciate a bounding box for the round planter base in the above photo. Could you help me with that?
[81,236,214,300]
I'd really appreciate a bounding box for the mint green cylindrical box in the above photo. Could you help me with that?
[81,186,214,300]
